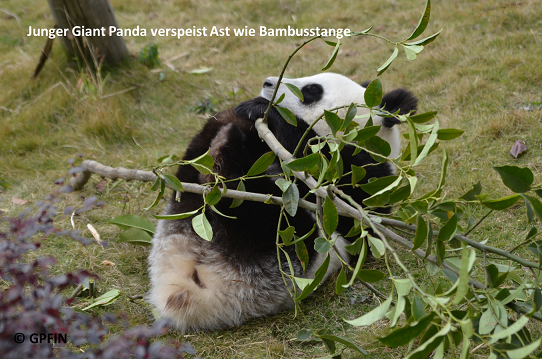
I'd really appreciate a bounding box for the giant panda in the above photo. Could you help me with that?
[147,73,417,332]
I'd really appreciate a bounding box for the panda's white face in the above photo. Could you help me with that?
[259,72,401,158]
[259,73,370,136]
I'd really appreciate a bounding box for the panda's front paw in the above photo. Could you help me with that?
[234,97,270,122]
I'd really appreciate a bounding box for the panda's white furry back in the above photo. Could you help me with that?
[148,73,417,332]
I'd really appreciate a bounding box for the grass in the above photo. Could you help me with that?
[1,0,542,357]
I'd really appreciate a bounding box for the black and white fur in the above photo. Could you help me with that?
[148,73,417,332]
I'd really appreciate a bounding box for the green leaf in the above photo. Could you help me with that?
[246,151,276,177]
[144,177,165,210]
[286,153,320,172]
[344,233,364,253]
[482,194,521,210]
[414,119,439,166]
[486,264,500,288]
[404,45,418,60]
[345,238,367,287]
[521,194,542,222]
[295,240,309,272]
[345,289,393,326]
[314,237,331,253]
[162,174,184,192]
[278,226,295,245]
[82,289,120,311]
[205,185,222,205]
[274,92,285,105]
[365,135,392,159]
[402,142,439,162]
[412,214,428,250]
[323,196,338,236]
[324,110,342,136]
[317,334,368,356]
[506,338,541,359]
[360,176,399,195]
[149,176,161,191]
[296,329,314,341]
[412,296,426,320]
[284,83,304,102]
[405,322,451,359]
[460,181,482,201]
[479,308,498,335]
[489,315,529,344]
[364,79,383,108]
[209,205,236,219]
[388,183,412,204]
[296,254,330,301]
[290,224,316,246]
[526,200,534,223]
[410,111,437,124]
[364,177,402,206]
[350,25,373,36]
[525,226,537,240]
[188,149,214,174]
[342,103,357,131]
[322,39,340,71]
[275,105,297,126]
[192,213,213,241]
[407,118,418,166]
[336,267,347,294]
[436,214,457,242]
[190,163,213,175]
[153,209,199,220]
[534,288,542,310]
[357,269,386,283]
[283,182,299,216]
[275,178,291,192]
[453,244,472,304]
[405,29,442,46]
[378,313,435,347]
[118,227,152,246]
[406,0,431,41]
[368,235,386,258]
[377,46,398,75]
[437,128,464,140]
[435,240,445,265]
[230,180,246,208]
[351,165,367,185]
[493,166,534,193]
[109,214,156,235]
[355,125,381,142]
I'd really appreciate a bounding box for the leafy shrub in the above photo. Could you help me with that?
[0,190,195,359]
[139,43,161,69]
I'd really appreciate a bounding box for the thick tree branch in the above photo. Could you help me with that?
[69,160,320,211]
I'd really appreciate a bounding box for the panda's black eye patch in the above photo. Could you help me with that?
[301,84,323,104]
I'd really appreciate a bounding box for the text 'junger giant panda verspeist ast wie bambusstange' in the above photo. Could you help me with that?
[147,73,418,332]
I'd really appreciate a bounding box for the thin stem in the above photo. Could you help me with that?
[262,36,321,123]
[465,210,493,236]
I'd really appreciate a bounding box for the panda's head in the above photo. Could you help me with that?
[259,73,368,135]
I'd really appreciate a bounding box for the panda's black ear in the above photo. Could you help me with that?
[360,80,371,88]
[235,97,271,122]
[381,88,418,115]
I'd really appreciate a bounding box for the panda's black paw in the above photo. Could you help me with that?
[235,97,270,122]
